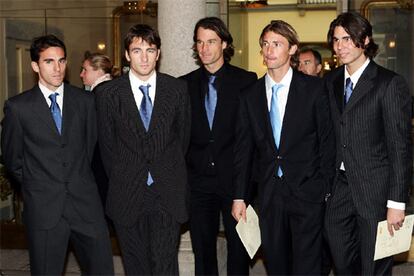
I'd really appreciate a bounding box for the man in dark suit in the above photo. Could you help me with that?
[232,20,335,275]
[324,12,412,275]
[180,17,257,275]
[1,35,114,275]
[95,24,190,275]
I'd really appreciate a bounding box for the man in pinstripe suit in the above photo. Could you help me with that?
[324,12,412,275]
[95,24,190,275]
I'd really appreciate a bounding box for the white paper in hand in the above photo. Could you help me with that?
[374,214,414,261]
[235,205,261,259]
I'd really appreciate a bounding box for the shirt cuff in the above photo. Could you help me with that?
[387,200,405,210]
[233,199,244,202]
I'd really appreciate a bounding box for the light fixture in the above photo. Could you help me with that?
[388,40,396,48]
[97,42,106,51]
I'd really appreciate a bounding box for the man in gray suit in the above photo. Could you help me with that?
[95,24,191,275]
[1,35,114,275]
[324,12,412,275]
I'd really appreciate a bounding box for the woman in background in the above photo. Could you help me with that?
[80,52,119,91]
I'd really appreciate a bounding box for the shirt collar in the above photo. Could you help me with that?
[345,58,370,86]
[129,70,157,89]
[265,67,293,90]
[38,81,64,98]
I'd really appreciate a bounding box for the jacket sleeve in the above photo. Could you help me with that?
[382,75,412,203]
[177,80,191,154]
[1,100,24,184]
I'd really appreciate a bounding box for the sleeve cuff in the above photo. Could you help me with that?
[233,199,245,202]
[387,200,405,210]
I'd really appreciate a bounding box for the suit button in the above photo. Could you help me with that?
[61,144,66,148]
[62,162,67,167]
[211,162,215,166]
[343,144,346,148]
[276,155,282,160]
[340,120,344,126]
[209,139,214,143]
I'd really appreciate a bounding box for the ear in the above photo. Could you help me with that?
[289,44,298,55]
[316,64,322,74]
[222,41,227,50]
[31,61,39,73]
[156,49,161,61]
[364,36,370,46]
[125,50,131,62]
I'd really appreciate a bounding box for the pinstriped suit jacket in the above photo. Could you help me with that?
[325,61,412,219]
[95,73,191,226]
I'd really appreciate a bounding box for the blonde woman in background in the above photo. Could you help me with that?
[80,52,119,91]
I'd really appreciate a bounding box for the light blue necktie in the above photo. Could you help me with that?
[49,93,62,134]
[205,75,217,129]
[344,77,353,104]
[139,84,154,186]
[269,84,283,177]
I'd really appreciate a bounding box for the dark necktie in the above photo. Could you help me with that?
[139,84,154,186]
[344,77,353,105]
[205,75,217,129]
[269,84,283,177]
[49,93,62,134]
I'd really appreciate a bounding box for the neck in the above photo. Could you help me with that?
[204,59,224,74]
[267,65,290,83]
[346,55,368,76]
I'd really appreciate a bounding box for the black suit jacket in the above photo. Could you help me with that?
[181,63,257,198]
[1,84,103,230]
[95,73,191,226]
[325,61,412,219]
[234,70,335,214]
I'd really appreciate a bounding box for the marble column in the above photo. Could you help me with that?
[158,0,206,77]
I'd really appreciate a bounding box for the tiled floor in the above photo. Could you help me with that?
[1,248,414,275]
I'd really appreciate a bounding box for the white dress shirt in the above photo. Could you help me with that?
[265,67,293,119]
[129,71,157,111]
[39,82,64,115]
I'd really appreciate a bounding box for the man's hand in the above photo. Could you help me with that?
[387,208,405,236]
[232,201,247,222]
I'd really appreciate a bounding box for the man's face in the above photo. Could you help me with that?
[261,31,297,71]
[333,26,368,69]
[196,27,226,71]
[125,37,160,81]
[298,51,322,76]
[31,46,66,91]
[80,60,104,86]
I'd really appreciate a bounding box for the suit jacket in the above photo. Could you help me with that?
[325,61,412,219]
[1,84,103,230]
[234,70,336,215]
[95,73,191,226]
[181,63,257,198]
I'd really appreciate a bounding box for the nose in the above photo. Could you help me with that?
[298,62,304,71]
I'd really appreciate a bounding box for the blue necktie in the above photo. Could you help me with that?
[205,75,217,129]
[344,77,353,105]
[269,84,283,177]
[139,84,154,186]
[49,93,62,134]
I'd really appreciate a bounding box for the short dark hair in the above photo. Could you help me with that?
[124,24,161,52]
[327,12,378,59]
[192,17,234,64]
[299,48,322,65]
[259,20,300,67]
[30,35,66,62]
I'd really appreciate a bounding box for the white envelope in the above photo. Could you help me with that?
[374,214,414,261]
[236,205,261,259]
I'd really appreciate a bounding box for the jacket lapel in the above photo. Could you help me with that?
[332,67,345,114]
[279,71,305,152]
[343,61,376,114]
[61,84,75,140]
[118,75,147,134]
[30,85,61,136]
[254,77,278,153]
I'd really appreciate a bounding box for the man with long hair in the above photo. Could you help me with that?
[324,12,412,275]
